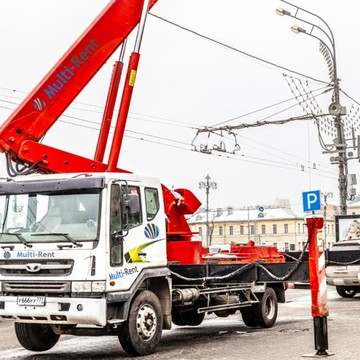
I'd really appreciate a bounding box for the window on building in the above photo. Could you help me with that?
[273,242,277,247]
[250,225,255,235]
[297,223,300,233]
[302,223,306,233]
[198,227,202,236]
[240,225,244,235]
[229,225,234,235]
[284,242,289,251]
[284,224,289,234]
[273,224,277,234]
[261,224,266,234]
[290,243,295,251]
[219,226,223,236]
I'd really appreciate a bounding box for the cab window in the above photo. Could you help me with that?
[125,186,142,229]
[145,188,159,221]
[109,184,142,266]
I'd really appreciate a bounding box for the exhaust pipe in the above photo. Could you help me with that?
[172,288,200,304]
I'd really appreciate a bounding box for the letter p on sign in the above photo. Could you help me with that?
[302,190,321,212]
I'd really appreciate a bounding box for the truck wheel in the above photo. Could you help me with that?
[241,288,278,328]
[240,307,258,327]
[336,286,357,298]
[118,290,163,356]
[254,287,278,328]
[14,323,60,351]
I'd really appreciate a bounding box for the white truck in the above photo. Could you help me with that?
[0,0,311,356]
[0,172,303,356]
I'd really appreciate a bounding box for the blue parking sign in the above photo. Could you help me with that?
[302,190,321,212]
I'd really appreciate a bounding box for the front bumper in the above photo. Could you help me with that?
[0,295,107,326]
[326,265,360,287]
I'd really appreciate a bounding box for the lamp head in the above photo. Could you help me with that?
[276,8,291,16]
[291,25,306,34]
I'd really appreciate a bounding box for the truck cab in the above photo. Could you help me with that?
[0,172,172,355]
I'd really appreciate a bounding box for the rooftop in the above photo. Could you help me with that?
[189,206,305,223]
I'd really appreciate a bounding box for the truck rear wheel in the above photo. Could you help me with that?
[241,287,278,328]
[336,286,357,298]
[118,290,163,356]
[240,307,258,327]
[14,323,60,351]
[255,287,277,327]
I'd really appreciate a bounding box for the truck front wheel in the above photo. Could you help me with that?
[14,323,60,351]
[118,290,163,356]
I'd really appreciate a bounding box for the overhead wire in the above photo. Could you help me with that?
[0,89,337,178]
[0,11,343,180]
[0,86,202,130]
[341,89,360,107]
[147,12,360,161]
[212,84,331,127]
[0,109,335,179]
[143,13,350,177]
[59,111,338,178]
[149,13,328,85]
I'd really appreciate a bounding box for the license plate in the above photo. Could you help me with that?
[334,266,347,272]
[17,296,46,306]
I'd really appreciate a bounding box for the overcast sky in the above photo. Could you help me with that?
[0,0,359,212]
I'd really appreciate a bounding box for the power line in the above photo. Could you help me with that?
[126,131,336,178]
[149,13,328,85]
[0,86,202,130]
[212,84,330,127]
[341,89,360,107]
[57,112,338,178]
[0,93,337,177]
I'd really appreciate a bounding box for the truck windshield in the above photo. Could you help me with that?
[0,191,100,245]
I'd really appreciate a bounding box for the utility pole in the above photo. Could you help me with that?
[277,1,348,215]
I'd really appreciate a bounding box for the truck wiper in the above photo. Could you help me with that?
[31,233,83,247]
[0,232,33,248]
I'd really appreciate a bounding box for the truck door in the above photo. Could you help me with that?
[109,182,166,270]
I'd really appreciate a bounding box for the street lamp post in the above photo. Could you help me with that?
[277,1,348,215]
[199,174,217,247]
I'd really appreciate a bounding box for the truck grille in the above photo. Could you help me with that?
[3,281,71,293]
[0,259,74,276]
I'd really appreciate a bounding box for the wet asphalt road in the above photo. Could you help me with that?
[1,287,360,360]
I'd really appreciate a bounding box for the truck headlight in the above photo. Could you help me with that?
[91,281,106,292]
[72,281,106,293]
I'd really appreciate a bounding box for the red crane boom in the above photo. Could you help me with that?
[0,0,200,242]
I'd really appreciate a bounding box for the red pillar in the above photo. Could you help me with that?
[306,217,331,356]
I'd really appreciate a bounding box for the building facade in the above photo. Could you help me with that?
[188,205,336,251]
